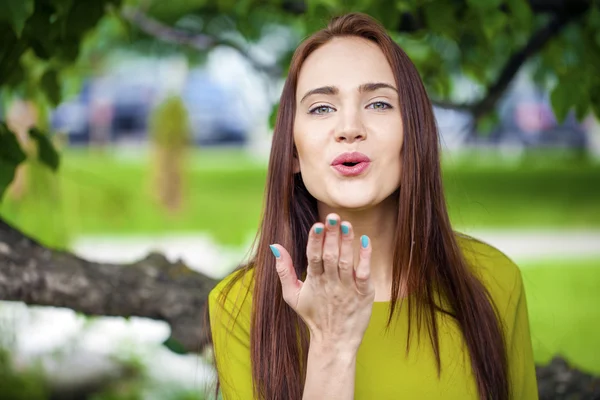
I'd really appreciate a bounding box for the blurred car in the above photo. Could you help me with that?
[52,67,250,147]
[434,82,589,152]
[181,70,249,146]
[110,81,155,141]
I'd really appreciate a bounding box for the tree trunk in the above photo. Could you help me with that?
[0,217,218,353]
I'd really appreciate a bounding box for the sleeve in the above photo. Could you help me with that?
[208,276,255,400]
[506,269,539,400]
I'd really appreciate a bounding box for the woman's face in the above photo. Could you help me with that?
[293,36,403,210]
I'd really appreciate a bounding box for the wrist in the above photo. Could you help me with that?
[308,338,359,362]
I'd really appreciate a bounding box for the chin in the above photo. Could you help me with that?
[326,193,380,210]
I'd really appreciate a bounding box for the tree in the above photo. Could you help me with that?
[121,0,600,127]
[0,0,599,353]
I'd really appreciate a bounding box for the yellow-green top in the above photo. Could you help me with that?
[208,234,539,399]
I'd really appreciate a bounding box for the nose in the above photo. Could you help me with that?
[334,110,366,143]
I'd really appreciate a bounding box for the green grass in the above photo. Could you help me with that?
[0,148,268,248]
[1,148,599,248]
[521,258,600,374]
[443,151,600,229]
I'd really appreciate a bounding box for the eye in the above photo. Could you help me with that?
[309,105,335,114]
[367,101,392,110]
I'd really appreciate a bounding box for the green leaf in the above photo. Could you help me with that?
[28,128,60,171]
[507,0,533,30]
[0,0,34,37]
[50,0,75,18]
[466,0,501,10]
[550,83,572,123]
[2,61,25,89]
[25,10,55,60]
[481,11,508,41]
[423,1,458,39]
[475,112,499,136]
[588,4,600,30]
[591,82,600,120]
[0,123,27,167]
[551,71,588,123]
[162,337,187,355]
[65,1,107,39]
[40,69,62,106]
[574,95,589,121]
[0,122,27,201]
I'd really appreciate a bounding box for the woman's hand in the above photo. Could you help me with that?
[270,213,375,353]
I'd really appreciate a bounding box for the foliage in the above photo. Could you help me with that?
[0,0,124,201]
[0,348,48,400]
[0,0,122,103]
[0,122,27,200]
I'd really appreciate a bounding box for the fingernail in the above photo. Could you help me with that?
[361,235,369,248]
[341,224,349,235]
[315,226,323,234]
[269,245,280,258]
[328,218,337,226]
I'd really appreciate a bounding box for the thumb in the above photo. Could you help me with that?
[270,244,302,309]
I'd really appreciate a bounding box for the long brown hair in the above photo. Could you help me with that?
[212,12,508,400]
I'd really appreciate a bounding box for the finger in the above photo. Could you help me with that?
[338,221,355,287]
[270,244,303,309]
[306,223,325,276]
[354,235,374,296]
[322,214,341,281]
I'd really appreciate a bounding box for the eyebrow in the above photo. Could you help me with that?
[299,82,398,104]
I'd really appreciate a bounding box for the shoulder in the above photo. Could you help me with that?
[208,266,255,330]
[209,266,255,313]
[454,232,524,315]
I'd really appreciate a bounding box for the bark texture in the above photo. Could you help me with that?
[0,217,218,353]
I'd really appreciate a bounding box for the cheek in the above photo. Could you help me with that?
[378,120,404,162]
[294,125,329,167]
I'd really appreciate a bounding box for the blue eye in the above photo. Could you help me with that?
[309,105,335,114]
[368,101,392,110]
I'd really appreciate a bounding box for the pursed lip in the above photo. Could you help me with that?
[330,152,371,177]
[330,151,371,166]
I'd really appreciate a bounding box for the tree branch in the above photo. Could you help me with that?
[0,217,218,353]
[431,8,585,118]
[120,6,281,77]
[470,12,581,120]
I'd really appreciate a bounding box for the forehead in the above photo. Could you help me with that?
[296,37,395,97]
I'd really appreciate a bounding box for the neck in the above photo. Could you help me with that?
[317,191,398,301]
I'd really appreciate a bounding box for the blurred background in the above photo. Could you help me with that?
[0,0,599,399]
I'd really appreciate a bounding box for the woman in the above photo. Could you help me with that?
[208,12,538,400]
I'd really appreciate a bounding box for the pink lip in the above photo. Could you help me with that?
[331,152,371,177]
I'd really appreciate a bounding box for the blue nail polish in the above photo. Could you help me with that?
[341,224,349,234]
[328,218,337,226]
[361,235,369,248]
[315,226,323,234]
[269,245,280,258]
